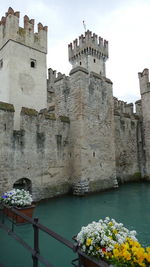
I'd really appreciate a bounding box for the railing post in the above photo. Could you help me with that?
[1,207,5,224]
[32,217,39,267]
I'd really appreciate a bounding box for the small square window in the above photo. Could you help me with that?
[0,59,3,69]
[30,59,36,68]
[93,152,96,157]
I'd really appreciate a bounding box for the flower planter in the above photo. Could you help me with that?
[75,217,150,267]
[80,256,110,267]
[81,257,100,267]
[4,205,35,223]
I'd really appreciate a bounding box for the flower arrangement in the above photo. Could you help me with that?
[76,217,150,267]
[0,189,33,207]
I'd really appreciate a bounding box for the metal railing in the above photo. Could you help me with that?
[0,205,109,267]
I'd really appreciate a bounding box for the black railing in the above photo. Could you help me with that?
[0,205,109,267]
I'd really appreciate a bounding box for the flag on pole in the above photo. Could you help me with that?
[83,20,86,31]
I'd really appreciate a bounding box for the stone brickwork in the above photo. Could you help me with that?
[138,69,150,179]
[0,7,149,201]
[0,7,47,53]
[114,98,142,182]
[68,30,108,75]
[0,105,70,201]
[0,7,47,129]
[69,68,117,191]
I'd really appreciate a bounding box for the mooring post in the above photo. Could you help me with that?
[32,217,39,267]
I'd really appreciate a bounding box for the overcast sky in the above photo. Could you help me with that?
[1,0,150,103]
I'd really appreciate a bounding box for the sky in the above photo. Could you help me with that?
[1,0,150,103]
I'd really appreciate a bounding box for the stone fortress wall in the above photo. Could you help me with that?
[0,7,149,201]
[114,98,142,183]
[0,103,71,200]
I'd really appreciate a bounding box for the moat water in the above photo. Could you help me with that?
[0,182,150,267]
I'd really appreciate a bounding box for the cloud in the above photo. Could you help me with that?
[96,2,150,102]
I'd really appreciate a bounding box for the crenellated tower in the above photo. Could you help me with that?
[0,7,48,129]
[68,30,108,76]
[138,69,150,179]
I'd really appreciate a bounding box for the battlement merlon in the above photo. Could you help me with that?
[135,100,142,116]
[114,97,134,115]
[138,68,150,95]
[48,68,57,83]
[68,30,108,62]
[0,7,48,53]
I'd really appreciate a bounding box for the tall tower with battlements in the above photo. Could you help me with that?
[0,7,48,128]
[138,69,150,179]
[68,30,108,76]
[67,31,117,192]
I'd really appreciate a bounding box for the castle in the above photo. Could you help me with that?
[0,7,149,201]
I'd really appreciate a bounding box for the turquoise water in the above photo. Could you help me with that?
[0,182,150,267]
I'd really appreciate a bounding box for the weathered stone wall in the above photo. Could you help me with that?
[47,66,118,193]
[138,69,150,179]
[0,102,15,194]
[1,69,146,201]
[67,67,117,191]
[114,98,141,182]
[0,104,70,201]
[0,8,47,129]
[0,8,148,202]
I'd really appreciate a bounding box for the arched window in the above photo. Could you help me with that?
[13,178,32,193]
[30,59,36,68]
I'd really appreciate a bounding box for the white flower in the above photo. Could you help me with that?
[1,189,33,207]
[76,217,137,259]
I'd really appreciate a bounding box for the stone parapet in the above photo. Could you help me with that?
[0,101,14,112]
[68,30,108,75]
[113,97,138,117]
[68,30,108,62]
[0,7,47,53]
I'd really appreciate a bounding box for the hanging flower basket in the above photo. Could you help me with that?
[1,189,35,223]
[76,217,150,267]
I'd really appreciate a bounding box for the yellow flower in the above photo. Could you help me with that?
[113,248,120,258]
[86,238,92,246]
[122,250,131,261]
[105,251,112,259]
[114,243,120,249]
[132,246,139,255]
[145,252,150,262]
[122,242,129,250]
[146,247,150,253]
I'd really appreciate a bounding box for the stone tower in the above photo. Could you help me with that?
[67,31,117,193]
[68,30,108,75]
[138,69,150,179]
[0,7,47,128]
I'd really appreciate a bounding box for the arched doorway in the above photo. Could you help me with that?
[13,178,32,193]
